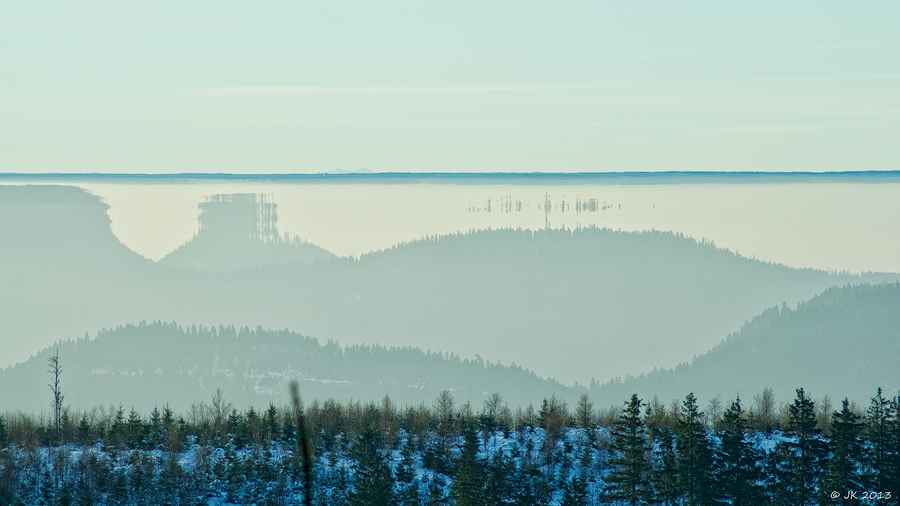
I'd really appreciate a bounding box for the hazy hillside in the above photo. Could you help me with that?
[596,282,900,406]
[0,186,164,366]
[0,321,580,412]
[217,229,899,385]
[3,185,899,386]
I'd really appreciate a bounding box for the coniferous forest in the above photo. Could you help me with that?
[1,387,899,505]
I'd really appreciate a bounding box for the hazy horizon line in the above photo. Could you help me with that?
[2,170,900,185]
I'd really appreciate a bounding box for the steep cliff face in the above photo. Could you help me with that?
[0,185,142,266]
[0,185,156,366]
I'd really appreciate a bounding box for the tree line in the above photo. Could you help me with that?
[1,387,898,505]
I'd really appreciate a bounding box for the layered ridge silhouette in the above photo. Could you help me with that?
[0,321,579,412]
[2,185,898,390]
[597,282,900,405]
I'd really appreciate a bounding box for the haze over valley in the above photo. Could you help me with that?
[2,180,898,410]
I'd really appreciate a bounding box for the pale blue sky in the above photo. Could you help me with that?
[2,1,898,173]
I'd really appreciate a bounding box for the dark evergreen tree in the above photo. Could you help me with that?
[147,407,161,448]
[560,476,588,506]
[716,398,764,506]
[484,451,516,505]
[318,464,351,506]
[57,483,73,506]
[76,415,92,446]
[423,435,453,476]
[39,465,57,506]
[73,477,93,506]
[604,394,652,506]
[649,427,679,506]
[161,404,175,450]
[160,452,186,505]
[887,395,900,506]
[511,462,550,506]
[450,427,486,506]
[401,479,422,506]
[820,398,864,505]
[110,405,126,448]
[397,437,416,484]
[126,408,144,448]
[265,403,281,442]
[864,388,899,496]
[775,388,827,506]
[109,468,128,506]
[397,436,421,506]
[578,430,593,477]
[350,427,397,506]
[674,393,716,506]
[427,474,450,506]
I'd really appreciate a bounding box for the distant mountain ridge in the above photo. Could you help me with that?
[0,321,580,412]
[2,185,899,387]
[596,282,900,405]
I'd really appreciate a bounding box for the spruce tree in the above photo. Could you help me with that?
[110,404,126,448]
[350,427,397,506]
[159,453,184,506]
[450,427,486,506]
[126,408,143,448]
[716,398,764,506]
[560,476,588,506]
[603,394,651,506]
[864,389,894,492]
[820,399,864,505]
[265,404,281,442]
[427,474,449,506]
[511,461,551,506]
[649,426,679,506]
[397,436,417,484]
[674,393,716,506]
[325,465,352,506]
[777,388,827,506]
[396,436,420,506]
[887,395,900,506]
[109,468,128,505]
[484,449,516,505]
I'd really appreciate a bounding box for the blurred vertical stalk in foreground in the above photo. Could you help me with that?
[291,381,313,506]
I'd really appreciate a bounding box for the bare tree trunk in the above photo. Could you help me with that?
[47,349,64,444]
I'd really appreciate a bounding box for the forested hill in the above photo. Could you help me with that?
[0,322,580,412]
[597,282,900,405]
[3,185,899,386]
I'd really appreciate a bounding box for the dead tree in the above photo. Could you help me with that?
[47,349,64,442]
